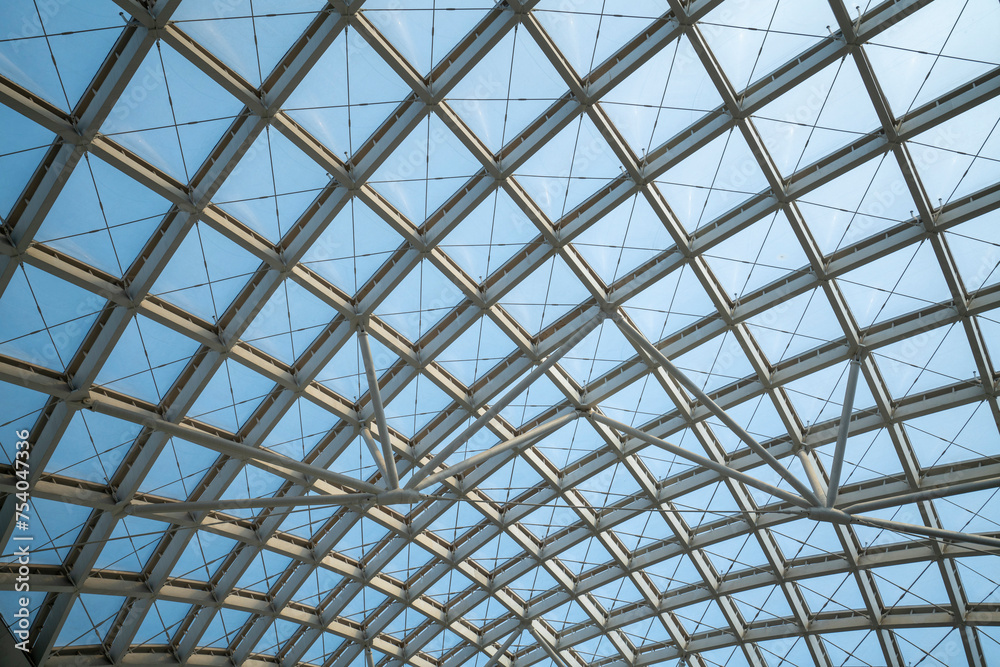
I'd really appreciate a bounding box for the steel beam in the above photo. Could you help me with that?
[414,410,580,491]
[126,489,425,516]
[842,477,1000,515]
[590,413,811,508]
[806,507,1000,550]
[358,326,401,489]
[614,316,823,505]
[405,312,604,489]
[826,358,862,507]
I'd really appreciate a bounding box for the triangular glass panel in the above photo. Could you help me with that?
[620,263,716,341]
[514,114,621,221]
[874,560,949,608]
[92,515,167,572]
[573,194,674,284]
[436,314,515,387]
[934,487,1000,535]
[797,572,864,615]
[316,330,395,401]
[730,584,793,625]
[383,371,454,438]
[867,0,999,115]
[704,212,808,298]
[173,0,324,86]
[0,266,101,370]
[674,598,729,636]
[36,154,167,276]
[234,549,293,594]
[822,629,886,667]
[302,198,404,295]
[285,28,411,156]
[498,254,590,334]
[188,358,275,432]
[45,410,140,484]
[27,498,91,566]
[701,0,834,92]
[911,95,1000,206]
[103,43,244,181]
[260,395,340,458]
[169,530,237,582]
[374,258,464,341]
[497,370,565,427]
[533,0,664,77]
[798,153,916,255]
[837,240,950,329]
[673,480,740,530]
[54,594,125,647]
[598,372,679,427]
[945,209,1000,293]
[533,412,602,470]
[746,287,841,364]
[752,58,880,176]
[812,427,904,488]
[604,34,723,155]
[894,626,957,667]
[783,358,876,429]
[0,103,54,219]
[439,189,538,281]
[673,329,756,394]
[903,400,999,468]
[0,2,123,113]
[95,315,200,403]
[364,1,492,76]
[874,322,977,398]
[151,220,261,322]
[242,278,337,363]
[213,127,331,242]
[369,114,483,223]
[448,25,566,152]
[219,466,287,520]
[656,129,769,231]
[559,318,635,386]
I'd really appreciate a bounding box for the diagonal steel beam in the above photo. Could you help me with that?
[826,357,862,507]
[805,507,1000,550]
[76,394,381,494]
[125,489,425,516]
[405,311,605,489]
[589,412,811,509]
[479,626,522,667]
[414,410,581,491]
[358,326,401,489]
[361,425,392,486]
[614,316,823,505]
[842,477,1000,515]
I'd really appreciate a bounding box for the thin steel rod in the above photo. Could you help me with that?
[481,626,522,667]
[126,489,425,515]
[361,425,391,485]
[415,411,580,491]
[826,358,861,507]
[614,317,822,505]
[842,477,1000,515]
[84,397,382,494]
[807,507,1000,550]
[590,412,812,508]
[406,312,605,489]
[358,327,400,489]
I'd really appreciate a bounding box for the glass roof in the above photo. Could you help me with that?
[1,0,1000,665]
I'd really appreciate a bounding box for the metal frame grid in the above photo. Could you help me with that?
[1,0,999,665]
